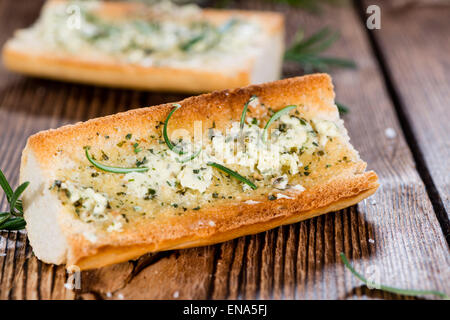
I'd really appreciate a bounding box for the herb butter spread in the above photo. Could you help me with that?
[50,98,354,235]
[17,0,265,73]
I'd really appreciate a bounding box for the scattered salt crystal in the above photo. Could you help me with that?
[385,127,397,139]
[208,221,216,227]
[0,253,6,257]
[106,292,112,298]
[244,200,260,205]
[117,293,124,300]
[368,239,375,244]
[173,291,179,298]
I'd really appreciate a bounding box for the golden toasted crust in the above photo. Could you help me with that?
[2,0,285,93]
[20,74,379,270]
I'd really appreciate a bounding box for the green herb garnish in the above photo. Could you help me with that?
[85,147,148,173]
[266,0,343,13]
[340,252,449,299]
[177,149,202,164]
[240,95,257,130]
[262,105,297,142]
[336,102,349,115]
[163,104,188,155]
[0,169,28,230]
[284,27,356,73]
[164,104,201,162]
[207,162,257,190]
[181,18,238,52]
[133,143,142,154]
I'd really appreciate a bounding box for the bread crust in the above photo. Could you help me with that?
[2,0,285,93]
[20,74,379,270]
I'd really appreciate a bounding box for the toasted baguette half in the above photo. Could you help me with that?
[20,74,379,270]
[2,0,284,93]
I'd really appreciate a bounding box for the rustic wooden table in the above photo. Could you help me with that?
[0,0,448,300]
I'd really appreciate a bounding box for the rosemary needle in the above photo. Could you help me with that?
[85,148,149,173]
[284,27,356,72]
[262,105,297,142]
[163,103,201,162]
[336,102,349,115]
[340,252,449,299]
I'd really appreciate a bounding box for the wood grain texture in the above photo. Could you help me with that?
[0,0,448,300]
[364,0,450,232]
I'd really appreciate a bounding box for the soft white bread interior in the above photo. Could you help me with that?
[20,74,379,270]
[2,0,284,93]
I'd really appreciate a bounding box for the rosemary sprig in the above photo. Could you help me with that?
[284,27,356,73]
[0,169,28,231]
[240,95,257,130]
[340,252,449,299]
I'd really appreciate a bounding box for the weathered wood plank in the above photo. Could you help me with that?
[364,0,449,229]
[0,0,448,300]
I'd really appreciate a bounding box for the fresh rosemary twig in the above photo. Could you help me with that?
[284,27,356,73]
[340,252,449,299]
[0,169,28,231]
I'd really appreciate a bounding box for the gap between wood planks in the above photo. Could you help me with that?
[354,0,450,246]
